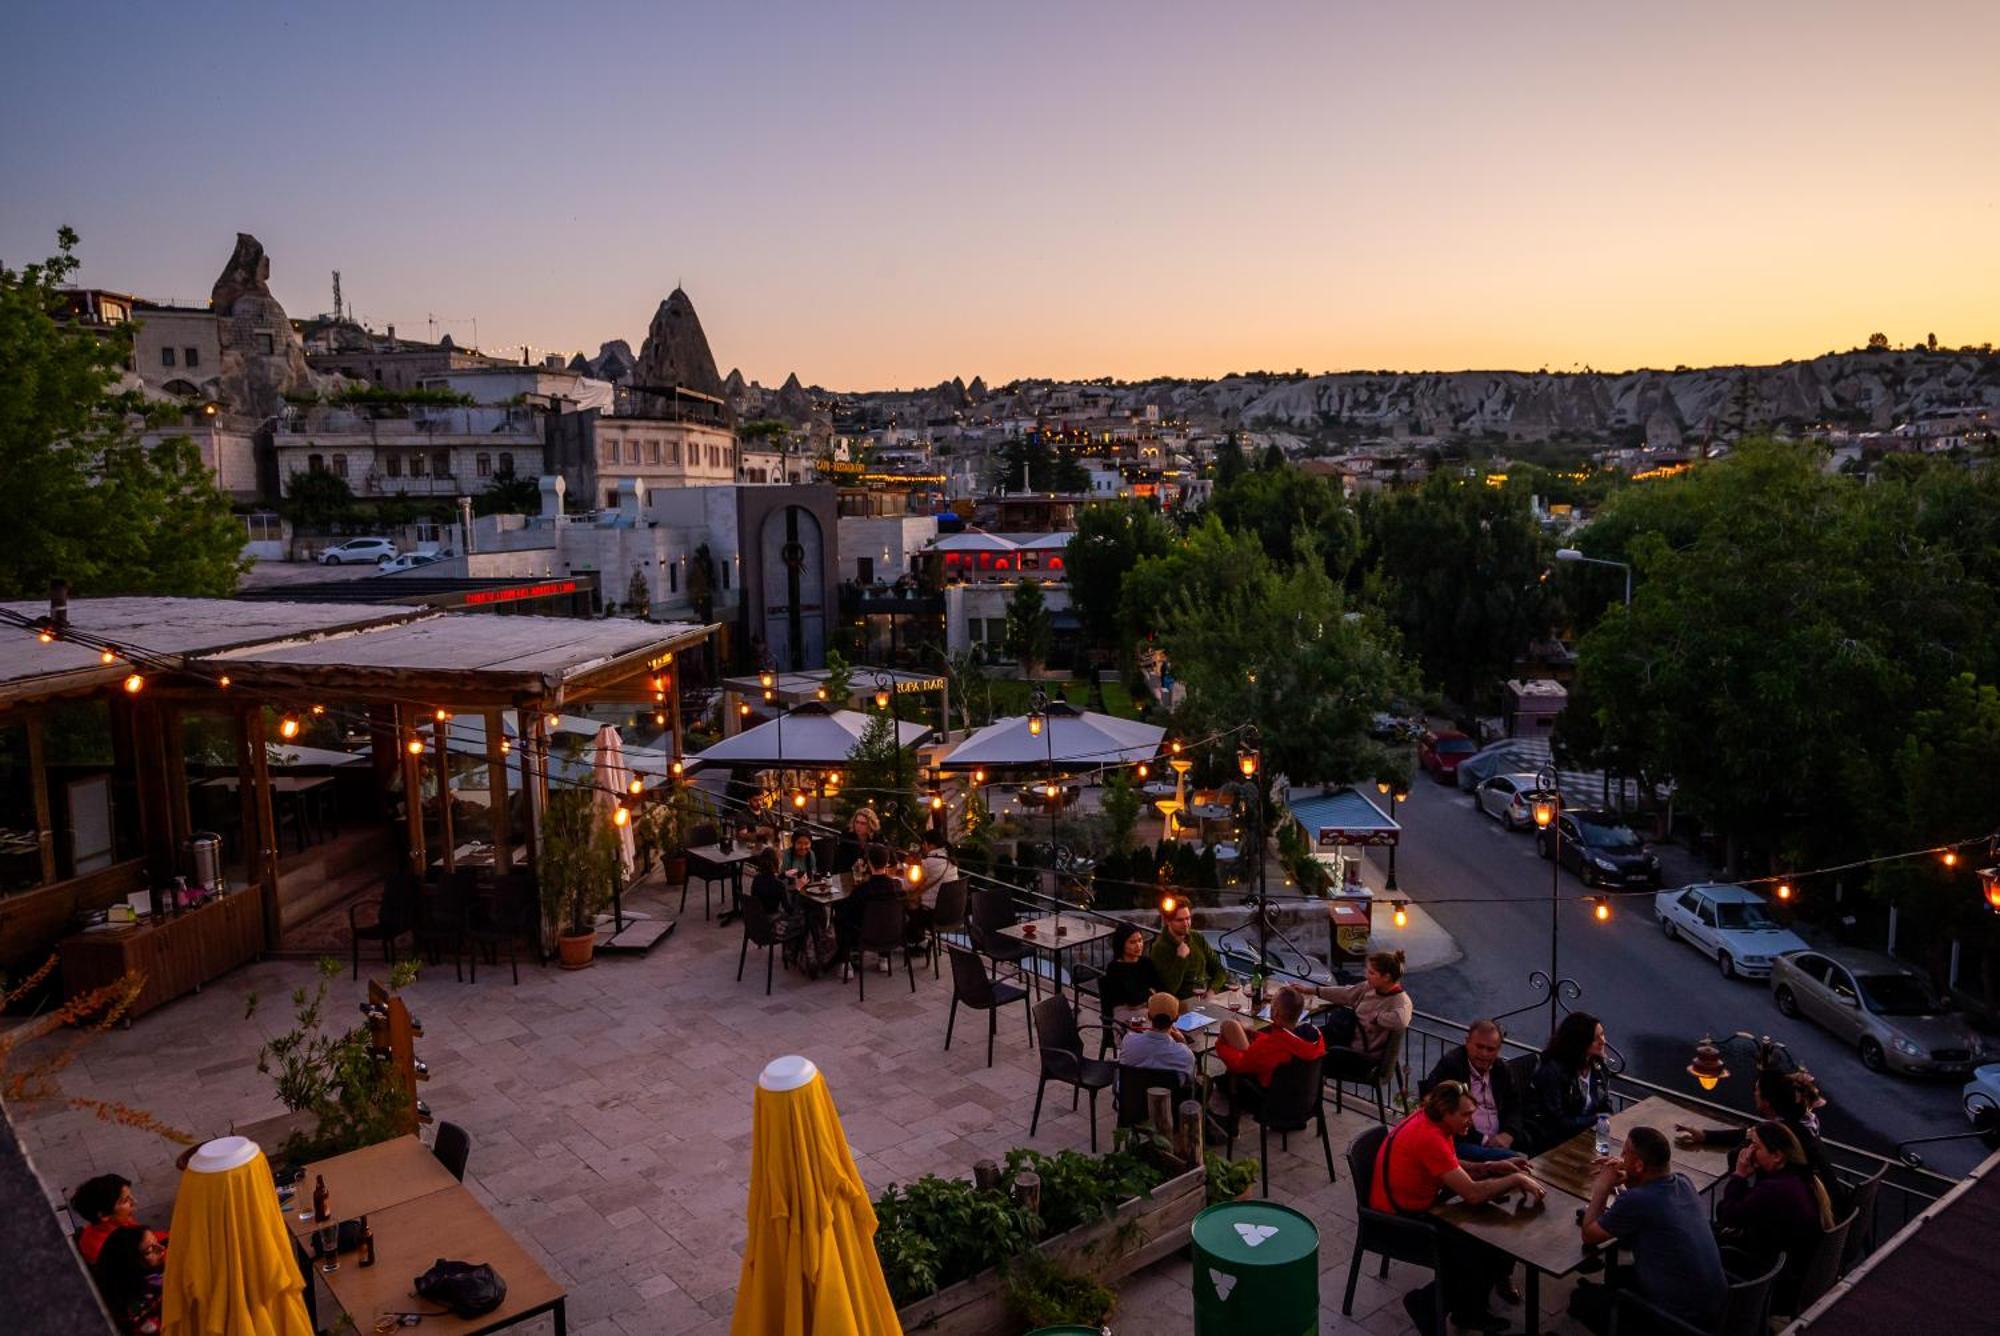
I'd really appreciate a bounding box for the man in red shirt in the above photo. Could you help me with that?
[1372,1082,1543,1334]
[1214,986,1325,1087]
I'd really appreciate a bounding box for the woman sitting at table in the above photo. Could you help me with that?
[1677,1067,1835,1196]
[781,828,818,881]
[1522,1010,1616,1154]
[747,849,804,947]
[1714,1120,1835,1306]
[837,807,881,880]
[71,1174,166,1266]
[91,1226,166,1336]
[1100,924,1162,1028]
[1294,949,1413,1083]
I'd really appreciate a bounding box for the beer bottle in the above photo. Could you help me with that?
[359,1215,375,1268]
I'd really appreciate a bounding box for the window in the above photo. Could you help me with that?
[857,557,875,584]
[648,440,662,464]
[626,440,640,464]
[1826,967,1858,1005]
[386,455,402,479]
[668,562,678,593]
[476,453,492,478]
[161,346,176,367]
[433,451,450,477]
[331,454,347,479]
[498,451,513,474]
[307,453,325,473]
[184,347,199,368]
[410,453,427,477]
[605,490,618,508]
[1793,954,1828,984]
[667,441,680,464]
[258,332,275,355]
[600,440,616,464]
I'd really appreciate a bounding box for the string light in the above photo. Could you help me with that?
[99,649,116,665]
[278,715,302,740]
[1774,882,1793,902]
[972,768,987,784]
[1392,901,1409,928]
[1592,896,1612,923]
[217,674,230,688]
[1940,849,1960,869]
[37,627,54,644]
[738,701,751,717]
[628,777,644,796]
[612,804,630,828]
[544,712,560,729]
[310,703,326,716]
[405,736,425,755]
[433,708,450,723]
[122,673,144,694]
[1136,763,1149,780]
[499,738,511,755]
[1159,895,1178,914]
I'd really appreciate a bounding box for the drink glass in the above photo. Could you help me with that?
[316,1222,340,1273]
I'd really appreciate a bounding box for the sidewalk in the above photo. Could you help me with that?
[1347,849,1461,975]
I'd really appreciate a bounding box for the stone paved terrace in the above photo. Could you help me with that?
[15,876,1604,1335]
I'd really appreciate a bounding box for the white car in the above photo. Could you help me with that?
[1963,1064,2000,1131]
[1654,882,1808,980]
[1474,772,1543,830]
[375,551,445,573]
[320,537,397,566]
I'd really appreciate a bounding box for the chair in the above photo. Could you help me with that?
[1114,1062,1194,1130]
[944,945,1032,1068]
[465,872,534,985]
[1228,1043,1336,1197]
[969,886,1033,983]
[926,879,970,978]
[682,824,731,920]
[1030,996,1116,1152]
[1328,1026,1405,1124]
[1777,1208,1857,1319]
[348,873,416,981]
[737,896,787,996]
[1343,1124,1447,1334]
[1836,1164,1885,1273]
[431,1121,471,1182]
[1611,1250,1785,1336]
[851,895,918,1001]
[411,877,469,982]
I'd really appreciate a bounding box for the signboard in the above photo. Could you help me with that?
[1315,827,1399,848]
[894,677,946,695]
[462,579,579,607]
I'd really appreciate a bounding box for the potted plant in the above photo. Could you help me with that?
[537,790,619,969]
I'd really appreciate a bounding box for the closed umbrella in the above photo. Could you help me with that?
[591,725,636,877]
[731,1056,902,1336]
[161,1136,313,1336]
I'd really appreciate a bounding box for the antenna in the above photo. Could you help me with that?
[330,271,343,322]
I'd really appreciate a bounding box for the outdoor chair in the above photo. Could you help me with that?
[1344,1123,1447,1334]
[1227,1037,1336,1197]
[1114,1063,1194,1130]
[736,896,789,996]
[1030,995,1116,1152]
[1327,1026,1406,1124]
[1836,1164,1885,1273]
[465,872,534,985]
[1611,1250,1784,1336]
[411,877,469,982]
[1776,1208,1857,1320]
[348,872,417,981]
[431,1121,471,1182]
[851,895,918,1001]
[968,886,1034,985]
[682,824,731,919]
[944,945,1032,1068]
[926,879,970,978]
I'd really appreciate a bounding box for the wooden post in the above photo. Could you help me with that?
[234,707,259,890]
[1011,1172,1041,1219]
[1178,1098,1206,1166]
[973,1159,1002,1193]
[399,707,426,875]
[246,707,282,951]
[128,698,173,909]
[366,703,399,821]
[1147,1087,1175,1139]
[26,712,55,886]
[161,705,191,857]
[515,710,541,871]
[433,717,455,874]
[668,661,684,762]
[484,710,512,873]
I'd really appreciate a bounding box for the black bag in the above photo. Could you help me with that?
[414,1259,507,1318]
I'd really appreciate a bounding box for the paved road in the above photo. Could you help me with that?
[1373,775,1985,1177]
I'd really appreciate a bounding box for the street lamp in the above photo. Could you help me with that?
[1979,866,2000,914]
[1532,761,1571,1035]
[1028,685,1057,878]
[1555,548,1633,607]
[1686,1031,1793,1092]
[872,671,905,831]
[1234,724,1269,968]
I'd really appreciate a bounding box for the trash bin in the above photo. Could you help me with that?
[1022,1327,1105,1335]
[1190,1200,1319,1336]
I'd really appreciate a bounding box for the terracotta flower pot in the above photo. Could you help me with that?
[664,855,688,886]
[557,931,596,970]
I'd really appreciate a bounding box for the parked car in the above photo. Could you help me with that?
[1964,1065,2000,1132]
[320,537,397,566]
[1453,738,1544,792]
[1652,882,1807,979]
[1417,729,1478,783]
[1770,948,1987,1076]
[1474,772,1544,830]
[375,551,446,573]
[1367,706,1422,741]
[1536,808,1661,888]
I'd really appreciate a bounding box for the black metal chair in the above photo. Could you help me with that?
[1114,1062,1195,1130]
[737,896,786,995]
[465,872,533,985]
[926,879,970,978]
[431,1121,471,1182]
[1776,1208,1857,1320]
[852,894,918,1001]
[1343,1123,1447,1334]
[682,823,731,918]
[348,873,417,981]
[1611,1250,1785,1336]
[968,885,1033,984]
[1836,1163,1885,1273]
[1228,1040,1336,1197]
[1327,1026,1405,1124]
[411,876,469,982]
[944,945,1032,1068]
[1030,995,1116,1152]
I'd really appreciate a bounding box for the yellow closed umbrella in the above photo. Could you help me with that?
[732,1056,902,1336]
[161,1136,313,1336]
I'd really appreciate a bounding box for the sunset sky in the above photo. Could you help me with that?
[4,1,1996,389]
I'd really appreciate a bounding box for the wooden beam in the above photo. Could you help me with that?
[162,705,191,856]
[434,717,454,875]
[484,710,512,875]
[245,707,281,951]
[25,712,55,886]
[235,707,259,891]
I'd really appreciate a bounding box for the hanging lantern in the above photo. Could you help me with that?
[278,715,302,741]
[1980,866,2000,914]
[1392,901,1409,929]
[1687,1035,1729,1091]
[628,777,644,796]
[1237,744,1259,779]
[759,668,775,690]
[1531,792,1559,829]
[874,685,891,710]
[1027,711,1044,738]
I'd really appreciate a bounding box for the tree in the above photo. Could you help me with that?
[1210,465,1359,577]
[1122,515,1271,646]
[1063,500,1174,664]
[1866,332,1890,350]
[473,466,541,517]
[625,566,651,618]
[0,228,244,597]
[841,709,917,838]
[1212,434,1247,489]
[1259,442,1286,471]
[823,647,854,707]
[1004,578,1052,675]
[687,544,716,622]
[283,469,356,531]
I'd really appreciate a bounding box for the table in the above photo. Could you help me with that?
[686,843,758,922]
[1433,1182,1593,1335]
[199,773,337,851]
[59,892,265,1023]
[1531,1095,1743,1198]
[293,1136,567,1335]
[997,913,1115,998]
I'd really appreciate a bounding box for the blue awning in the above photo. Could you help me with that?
[1284,786,1399,847]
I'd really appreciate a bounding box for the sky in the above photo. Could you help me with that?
[4,1,1997,389]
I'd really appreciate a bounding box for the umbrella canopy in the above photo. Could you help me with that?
[161,1136,313,1336]
[591,725,637,875]
[938,703,1164,771]
[691,704,929,771]
[731,1056,901,1336]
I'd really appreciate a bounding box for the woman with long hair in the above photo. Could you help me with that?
[1522,1011,1614,1153]
[1296,949,1413,1082]
[1098,923,1161,1029]
[1679,1066,1836,1196]
[1715,1120,1836,1307]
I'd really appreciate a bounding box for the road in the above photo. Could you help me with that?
[1372,774,1984,1177]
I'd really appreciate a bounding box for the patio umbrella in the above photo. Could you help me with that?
[731,1056,901,1336]
[160,1135,313,1336]
[937,703,1164,771]
[690,703,928,771]
[591,725,637,876]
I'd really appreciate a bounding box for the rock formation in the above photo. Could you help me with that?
[633,289,722,397]
[207,232,319,419]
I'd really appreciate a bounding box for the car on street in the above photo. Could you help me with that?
[374,551,446,573]
[1536,808,1661,888]
[1474,772,1544,830]
[1965,1065,2000,1131]
[319,537,397,566]
[1770,948,1987,1076]
[1417,729,1478,783]
[1652,882,1808,979]
[1368,709,1422,741]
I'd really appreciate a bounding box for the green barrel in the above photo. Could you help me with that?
[1022,1328,1104,1335]
[1189,1200,1319,1336]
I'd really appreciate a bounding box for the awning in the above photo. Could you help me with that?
[689,703,929,771]
[937,703,1164,771]
[1286,786,1400,848]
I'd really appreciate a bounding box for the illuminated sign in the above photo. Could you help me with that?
[893,677,947,695]
[462,579,578,607]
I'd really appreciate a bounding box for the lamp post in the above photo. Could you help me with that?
[1530,761,1569,1036]
[1027,686,1058,884]
[1555,547,1633,607]
[1236,727,1266,970]
[1686,1030,1794,1093]
[872,670,904,833]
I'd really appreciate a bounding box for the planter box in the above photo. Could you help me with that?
[895,1165,1205,1335]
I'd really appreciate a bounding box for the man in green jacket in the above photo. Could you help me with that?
[1150,898,1228,999]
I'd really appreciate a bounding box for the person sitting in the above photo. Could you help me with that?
[781,829,818,881]
[71,1174,164,1266]
[839,843,905,958]
[1213,986,1326,1116]
[1522,1011,1615,1154]
[1714,1120,1836,1308]
[91,1225,166,1336]
[1372,1082,1543,1335]
[1299,949,1413,1083]
[917,834,957,901]
[1148,899,1227,999]
[746,849,803,945]
[1678,1067,1836,1198]
[1100,924,1162,1030]
[837,807,881,880]
[1573,1125,1728,1335]
[1119,991,1197,1083]
[1420,1018,1527,1164]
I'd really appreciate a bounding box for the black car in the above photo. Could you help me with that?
[1536,809,1661,888]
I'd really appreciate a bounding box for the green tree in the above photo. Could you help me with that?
[283,468,356,531]
[1063,500,1175,664]
[1210,465,1359,576]
[1004,578,1052,675]
[823,647,854,707]
[0,228,244,597]
[1212,434,1247,488]
[1121,515,1271,646]
[473,466,541,516]
[687,543,717,622]
[842,709,917,838]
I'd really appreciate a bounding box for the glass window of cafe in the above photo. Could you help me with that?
[0,722,41,894]
[41,700,141,882]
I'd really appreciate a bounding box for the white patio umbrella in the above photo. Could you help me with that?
[937,702,1164,772]
[688,703,929,771]
[591,725,636,876]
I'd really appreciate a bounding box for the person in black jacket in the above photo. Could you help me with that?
[1420,1019,1527,1162]
[1677,1067,1839,1204]
[1522,1011,1615,1154]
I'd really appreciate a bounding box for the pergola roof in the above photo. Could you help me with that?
[937,705,1164,771]
[1286,786,1400,848]
[688,703,929,770]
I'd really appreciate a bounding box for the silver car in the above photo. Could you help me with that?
[1770,948,1987,1076]
[1653,882,1807,980]
[1474,772,1542,830]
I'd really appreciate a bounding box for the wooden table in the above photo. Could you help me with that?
[1433,1182,1593,1336]
[1531,1095,1742,1198]
[998,913,1116,997]
[293,1136,566,1335]
[59,892,265,1023]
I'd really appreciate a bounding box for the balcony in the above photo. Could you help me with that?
[839,581,943,617]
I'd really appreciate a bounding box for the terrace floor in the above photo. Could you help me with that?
[15,873,1603,1335]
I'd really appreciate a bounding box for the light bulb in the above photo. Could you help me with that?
[99,649,115,664]
[405,737,424,755]
[628,778,644,796]
[122,673,144,694]
[1392,903,1408,929]
[613,805,630,827]
[278,716,301,740]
